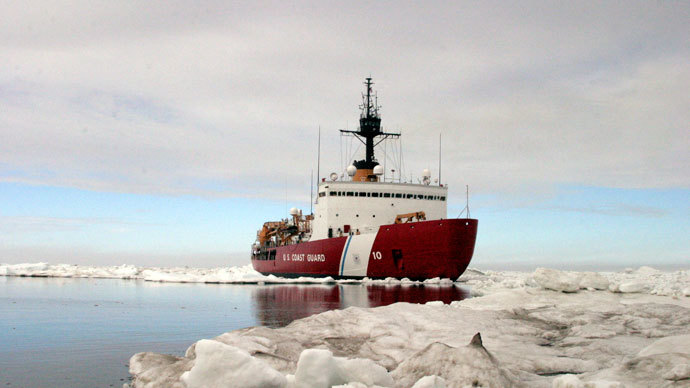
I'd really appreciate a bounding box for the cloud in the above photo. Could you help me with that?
[0,215,157,234]
[1,1,688,201]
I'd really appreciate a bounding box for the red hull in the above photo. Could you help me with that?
[252,218,478,281]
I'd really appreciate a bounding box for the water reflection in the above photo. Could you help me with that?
[252,284,469,327]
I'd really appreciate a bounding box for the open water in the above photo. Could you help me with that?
[0,276,468,387]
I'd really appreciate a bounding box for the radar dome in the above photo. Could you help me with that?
[289,207,299,216]
[422,168,431,178]
[346,165,357,177]
[373,165,384,175]
[330,172,338,181]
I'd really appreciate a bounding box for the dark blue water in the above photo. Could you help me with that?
[0,276,468,388]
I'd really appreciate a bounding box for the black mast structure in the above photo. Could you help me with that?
[340,78,400,172]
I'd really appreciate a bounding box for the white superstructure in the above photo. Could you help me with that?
[310,181,448,240]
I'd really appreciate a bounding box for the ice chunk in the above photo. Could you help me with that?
[181,339,287,388]
[552,374,584,388]
[411,375,447,388]
[637,334,690,357]
[128,352,191,388]
[582,381,625,388]
[292,349,341,388]
[336,357,394,387]
[578,272,609,290]
[330,383,368,388]
[392,333,515,388]
[662,363,690,381]
[635,266,660,275]
[292,349,393,388]
[617,281,646,293]
[533,268,581,292]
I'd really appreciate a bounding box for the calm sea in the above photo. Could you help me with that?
[0,276,468,388]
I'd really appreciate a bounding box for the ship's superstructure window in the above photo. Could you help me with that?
[318,187,446,201]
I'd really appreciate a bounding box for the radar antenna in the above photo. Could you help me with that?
[340,78,400,171]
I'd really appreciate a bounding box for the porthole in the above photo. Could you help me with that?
[356,214,359,217]
[372,215,376,218]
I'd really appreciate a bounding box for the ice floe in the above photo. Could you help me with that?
[0,263,338,284]
[2,263,686,298]
[119,265,689,388]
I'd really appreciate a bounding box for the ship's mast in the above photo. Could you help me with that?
[340,78,400,171]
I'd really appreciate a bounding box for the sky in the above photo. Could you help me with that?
[1,1,688,269]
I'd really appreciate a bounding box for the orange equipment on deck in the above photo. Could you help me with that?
[394,211,426,224]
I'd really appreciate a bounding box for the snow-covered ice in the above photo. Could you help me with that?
[0,263,336,284]
[117,265,689,388]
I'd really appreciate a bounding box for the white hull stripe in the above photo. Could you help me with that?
[339,233,377,277]
[339,235,353,276]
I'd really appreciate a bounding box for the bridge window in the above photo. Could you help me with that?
[319,192,326,197]
[406,194,413,199]
[372,192,379,198]
[440,196,446,201]
[329,192,336,196]
[383,193,391,198]
[359,191,366,197]
[346,192,354,196]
